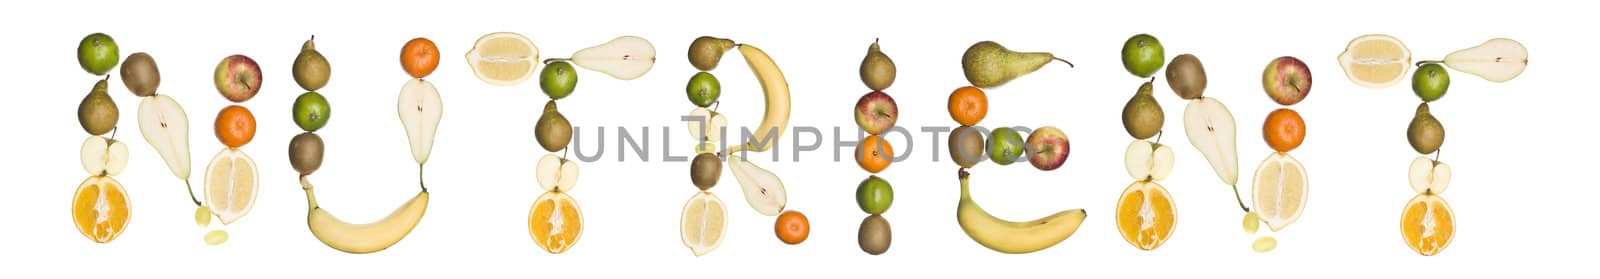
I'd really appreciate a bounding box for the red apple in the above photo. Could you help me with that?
[1025,126,1070,171]
[215,54,262,103]
[1262,56,1311,106]
[854,91,898,135]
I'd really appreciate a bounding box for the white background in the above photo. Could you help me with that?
[1,0,1592,277]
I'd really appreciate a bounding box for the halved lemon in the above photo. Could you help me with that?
[1251,152,1308,232]
[1400,193,1454,256]
[529,191,582,254]
[680,191,727,256]
[465,32,539,86]
[1338,34,1412,88]
[1116,181,1176,250]
[73,176,130,243]
[204,148,258,225]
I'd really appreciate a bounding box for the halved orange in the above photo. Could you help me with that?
[529,191,583,254]
[1116,181,1175,250]
[1401,193,1454,256]
[73,176,130,243]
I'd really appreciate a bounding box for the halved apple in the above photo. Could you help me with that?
[536,153,580,192]
[1408,156,1451,195]
[1124,139,1174,181]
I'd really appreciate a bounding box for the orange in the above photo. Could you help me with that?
[1401,193,1454,256]
[856,135,894,173]
[1263,108,1305,152]
[947,86,988,126]
[73,176,130,243]
[775,210,809,245]
[214,105,255,148]
[401,38,440,79]
[529,191,583,254]
[1116,181,1175,250]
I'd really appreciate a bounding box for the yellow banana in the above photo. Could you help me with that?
[956,170,1087,254]
[726,44,790,154]
[302,176,429,254]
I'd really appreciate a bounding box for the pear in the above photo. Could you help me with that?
[727,154,786,216]
[688,36,735,71]
[293,35,331,91]
[1407,103,1445,154]
[572,36,656,80]
[78,78,118,136]
[1184,97,1241,209]
[1443,38,1527,83]
[535,101,573,152]
[1122,80,1164,139]
[138,94,191,179]
[397,79,443,165]
[860,39,896,91]
[961,41,1073,88]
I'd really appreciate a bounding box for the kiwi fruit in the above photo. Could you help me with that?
[120,52,160,97]
[289,132,325,175]
[293,36,331,91]
[858,214,891,255]
[1166,54,1207,100]
[1407,103,1445,154]
[690,153,722,190]
[949,126,985,168]
[77,79,118,135]
[688,36,735,71]
[535,101,573,152]
[1122,81,1164,139]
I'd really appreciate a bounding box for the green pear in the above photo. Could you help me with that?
[962,41,1073,88]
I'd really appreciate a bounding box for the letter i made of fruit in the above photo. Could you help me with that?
[73,32,133,244]
[527,34,657,254]
[681,36,796,256]
[1246,55,1314,253]
[201,51,264,245]
[1115,34,1178,252]
[849,39,899,255]
[949,40,1086,254]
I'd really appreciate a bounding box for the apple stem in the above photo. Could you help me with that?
[1052,57,1076,68]
[185,179,201,206]
[543,58,572,64]
[1231,184,1250,212]
[1416,60,1444,67]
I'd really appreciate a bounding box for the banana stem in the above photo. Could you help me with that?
[1416,60,1444,67]
[1230,184,1250,212]
[1052,57,1075,68]
[300,175,319,210]
[184,179,201,206]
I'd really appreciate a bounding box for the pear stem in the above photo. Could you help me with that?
[1052,57,1075,68]
[543,58,572,64]
[1154,130,1163,144]
[1231,183,1250,212]
[1434,148,1442,162]
[1416,60,1444,67]
[185,179,201,206]
[418,164,428,193]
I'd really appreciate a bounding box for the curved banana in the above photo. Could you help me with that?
[726,44,790,154]
[302,176,429,254]
[956,170,1087,254]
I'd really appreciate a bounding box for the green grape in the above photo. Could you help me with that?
[1242,212,1260,234]
[204,229,229,246]
[195,206,212,227]
[1252,236,1277,253]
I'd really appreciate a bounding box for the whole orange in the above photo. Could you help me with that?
[215,105,256,148]
[401,38,440,79]
[1263,108,1305,152]
[856,135,894,173]
[948,86,988,126]
[775,210,809,245]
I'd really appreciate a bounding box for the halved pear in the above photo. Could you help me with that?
[726,154,786,216]
[1124,140,1176,181]
[572,36,655,80]
[1444,38,1527,83]
[1408,156,1451,195]
[137,95,190,179]
[398,79,443,165]
[686,107,727,143]
[536,153,580,192]
[1183,97,1238,185]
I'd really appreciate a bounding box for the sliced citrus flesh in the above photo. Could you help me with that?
[1252,152,1308,232]
[73,176,130,243]
[1337,34,1412,88]
[1116,181,1176,250]
[528,191,583,254]
[465,32,538,86]
[204,148,258,225]
[680,191,727,256]
[1401,193,1454,256]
